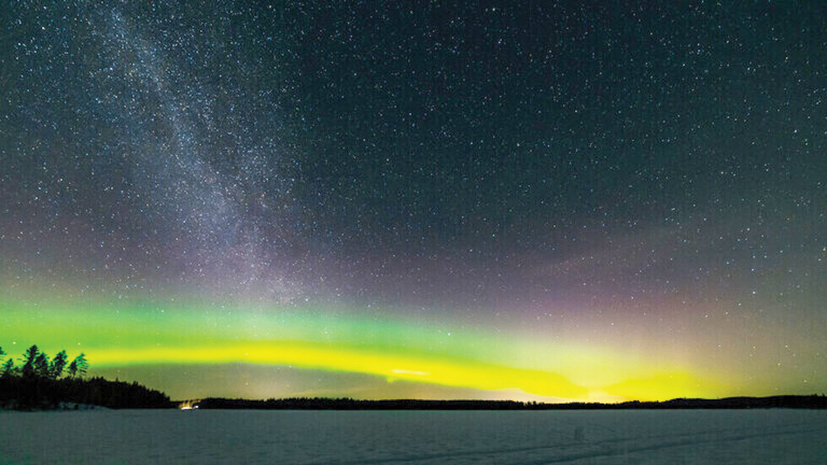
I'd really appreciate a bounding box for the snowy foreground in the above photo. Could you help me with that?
[2,409,826,464]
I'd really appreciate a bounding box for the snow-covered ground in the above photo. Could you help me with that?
[1,409,825,464]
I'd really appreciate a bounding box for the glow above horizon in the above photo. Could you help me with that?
[2,295,815,402]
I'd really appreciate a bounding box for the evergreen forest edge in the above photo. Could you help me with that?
[0,345,172,410]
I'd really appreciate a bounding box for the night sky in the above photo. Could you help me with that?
[2,1,826,402]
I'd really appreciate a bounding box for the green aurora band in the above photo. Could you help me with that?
[0,296,747,402]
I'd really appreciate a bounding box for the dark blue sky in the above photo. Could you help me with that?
[1,1,826,400]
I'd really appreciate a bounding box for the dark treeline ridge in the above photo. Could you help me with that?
[0,376,174,410]
[0,344,173,410]
[616,396,827,409]
[193,395,827,410]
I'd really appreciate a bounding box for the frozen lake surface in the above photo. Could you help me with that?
[2,409,826,464]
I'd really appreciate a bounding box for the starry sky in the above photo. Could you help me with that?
[2,1,826,402]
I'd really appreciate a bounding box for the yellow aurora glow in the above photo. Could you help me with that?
[1,297,736,402]
[90,342,590,399]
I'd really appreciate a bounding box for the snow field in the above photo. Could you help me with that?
[1,409,825,464]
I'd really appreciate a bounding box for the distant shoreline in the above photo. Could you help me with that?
[182,395,827,411]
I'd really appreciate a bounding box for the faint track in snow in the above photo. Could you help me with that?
[524,426,823,464]
[312,424,821,465]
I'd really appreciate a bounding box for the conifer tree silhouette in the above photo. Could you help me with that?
[21,345,39,377]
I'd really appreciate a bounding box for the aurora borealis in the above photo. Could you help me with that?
[2,1,826,402]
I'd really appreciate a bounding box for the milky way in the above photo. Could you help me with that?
[2,1,826,401]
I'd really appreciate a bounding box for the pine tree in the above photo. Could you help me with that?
[51,350,68,379]
[21,345,39,377]
[34,352,50,378]
[0,358,13,378]
[71,353,89,378]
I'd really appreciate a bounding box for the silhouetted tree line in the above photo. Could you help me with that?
[193,395,827,410]
[0,345,172,410]
[195,397,531,410]
[616,395,827,409]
